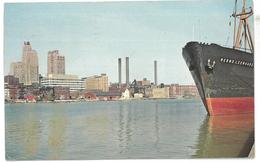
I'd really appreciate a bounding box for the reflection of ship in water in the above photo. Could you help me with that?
[154,102,160,151]
[194,114,254,158]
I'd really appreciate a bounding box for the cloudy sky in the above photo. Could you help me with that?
[4,0,253,84]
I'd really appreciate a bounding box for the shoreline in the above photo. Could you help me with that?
[5,97,200,104]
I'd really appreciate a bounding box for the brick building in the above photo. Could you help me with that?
[169,84,199,98]
[53,87,70,100]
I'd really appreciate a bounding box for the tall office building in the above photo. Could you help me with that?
[10,61,25,84]
[22,42,39,85]
[48,50,65,75]
[9,41,38,86]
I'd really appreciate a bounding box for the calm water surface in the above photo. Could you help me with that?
[5,99,254,160]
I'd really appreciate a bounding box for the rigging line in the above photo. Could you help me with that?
[233,0,237,13]
[225,17,232,46]
[233,0,238,47]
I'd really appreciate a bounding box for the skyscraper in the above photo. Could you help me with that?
[9,61,25,84]
[47,50,65,75]
[22,41,39,85]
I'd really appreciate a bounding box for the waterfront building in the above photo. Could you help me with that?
[84,92,97,100]
[47,50,65,75]
[121,89,130,99]
[23,86,40,97]
[38,87,54,101]
[109,83,127,94]
[4,75,20,86]
[8,88,19,100]
[4,82,10,100]
[144,87,153,98]
[5,89,10,100]
[137,78,151,86]
[152,87,170,98]
[22,41,39,85]
[109,83,120,92]
[53,87,70,100]
[70,90,81,99]
[4,75,22,100]
[83,74,109,92]
[4,83,19,100]
[95,91,121,101]
[41,74,84,92]
[9,62,25,84]
[169,84,199,98]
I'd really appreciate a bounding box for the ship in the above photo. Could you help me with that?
[182,0,254,116]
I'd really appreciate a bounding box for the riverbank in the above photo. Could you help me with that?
[5,97,199,104]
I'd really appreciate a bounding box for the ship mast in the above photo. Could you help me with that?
[232,0,254,53]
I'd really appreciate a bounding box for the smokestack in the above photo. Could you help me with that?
[154,60,157,86]
[118,58,122,85]
[126,57,129,85]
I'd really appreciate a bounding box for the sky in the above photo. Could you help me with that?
[4,0,254,84]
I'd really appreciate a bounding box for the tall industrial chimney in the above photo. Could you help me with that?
[126,57,129,85]
[154,60,157,86]
[118,58,122,85]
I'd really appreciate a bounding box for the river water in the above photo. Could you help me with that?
[5,99,254,160]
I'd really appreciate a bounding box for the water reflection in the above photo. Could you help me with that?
[47,109,67,159]
[6,100,253,159]
[118,102,133,154]
[117,101,162,156]
[22,112,41,159]
[5,108,42,160]
[194,114,254,158]
[154,102,160,151]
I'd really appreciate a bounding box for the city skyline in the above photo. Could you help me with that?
[4,1,251,84]
[10,42,39,85]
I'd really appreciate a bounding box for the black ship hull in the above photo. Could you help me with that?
[182,42,254,115]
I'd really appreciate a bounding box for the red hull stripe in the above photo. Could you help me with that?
[206,97,254,116]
